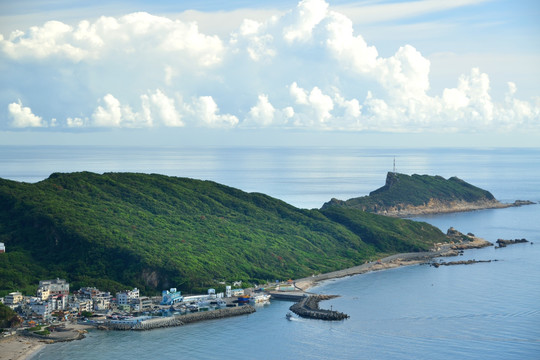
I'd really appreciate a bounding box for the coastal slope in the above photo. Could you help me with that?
[322,172,529,217]
[0,172,450,295]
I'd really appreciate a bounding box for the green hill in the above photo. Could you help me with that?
[0,172,449,296]
[322,172,500,216]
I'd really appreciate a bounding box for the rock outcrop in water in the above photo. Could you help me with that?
[495,238,529,248]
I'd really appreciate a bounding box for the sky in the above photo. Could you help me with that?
[1,0,539,147]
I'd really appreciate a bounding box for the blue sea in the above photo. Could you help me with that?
[1,146,539,359]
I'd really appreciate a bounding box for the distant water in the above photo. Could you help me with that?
[2,146,538,359]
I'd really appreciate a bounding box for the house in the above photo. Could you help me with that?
[37,278,69,300]
[0,242,5,253]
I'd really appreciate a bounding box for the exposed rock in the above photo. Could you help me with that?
[495,238,528,248]
[431,259,496,267]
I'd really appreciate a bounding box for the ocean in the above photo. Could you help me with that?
[1,146,539,359]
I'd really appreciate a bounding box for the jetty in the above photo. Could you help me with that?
[101,306,255,331]
[289,295,349,321]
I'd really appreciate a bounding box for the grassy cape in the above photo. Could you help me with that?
[322,172,496,212]
[0,172,449,296]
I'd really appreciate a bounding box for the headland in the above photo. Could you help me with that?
[322,172,535,217]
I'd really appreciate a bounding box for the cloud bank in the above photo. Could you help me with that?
[1,0,538,132]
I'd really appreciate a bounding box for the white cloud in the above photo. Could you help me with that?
[245,94,275,126]
[187,96,239,128]
[1,0,538,134]
[92,94,123,127]
[66,117,85,127]
[283,0,328,43]
[8,100,46,127]
[0,12,224,65]
[148,90,183,127]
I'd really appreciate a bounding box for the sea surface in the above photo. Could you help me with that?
[1,146,539,359]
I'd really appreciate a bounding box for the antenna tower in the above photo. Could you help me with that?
[393,157,396,173]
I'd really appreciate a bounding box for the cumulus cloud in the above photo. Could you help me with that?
[243,94,294,127]
[0,0,538,133]
[187,96,239,128]
[8,101,45,127]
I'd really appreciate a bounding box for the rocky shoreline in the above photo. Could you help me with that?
[430,259,496,268]
[495,238,530,248]
[294,228,492,291]
[373,199,535,218]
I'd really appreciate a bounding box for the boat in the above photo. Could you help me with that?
[237,294,251,303]
[250,294,271,304]
[286,312,293,320]
[197,300,210,311]
[216,299,227,308]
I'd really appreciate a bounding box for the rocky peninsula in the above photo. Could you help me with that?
[322,172,534,217]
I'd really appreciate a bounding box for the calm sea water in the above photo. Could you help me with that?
[2,146,538,359]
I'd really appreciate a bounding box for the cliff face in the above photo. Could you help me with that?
[321,172,527,217]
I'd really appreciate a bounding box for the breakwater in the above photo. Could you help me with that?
[101,306,256,331]
[290,295,349,321]
[431,259,496,267]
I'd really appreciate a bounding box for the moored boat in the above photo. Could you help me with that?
[250,294,271,303]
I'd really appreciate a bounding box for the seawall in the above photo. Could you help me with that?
[102,306,256,331]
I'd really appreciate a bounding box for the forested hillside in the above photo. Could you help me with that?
[0,172,449,296]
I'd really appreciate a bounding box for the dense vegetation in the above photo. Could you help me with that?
[0,172,449,296]
[322,172,496,212]
[0,302,21,329]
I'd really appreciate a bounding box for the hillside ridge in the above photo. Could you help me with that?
[0,172,450,296]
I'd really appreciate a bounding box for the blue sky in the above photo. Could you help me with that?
[1,0,539,147]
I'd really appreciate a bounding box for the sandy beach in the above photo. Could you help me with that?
[0,335,46,360]
[0,323,92,360]
[294,237,491,291]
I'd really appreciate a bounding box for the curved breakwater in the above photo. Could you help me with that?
[290,295,349,321]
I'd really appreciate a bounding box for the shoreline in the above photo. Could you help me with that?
[370,200,535,218]
[1,238,491,360]
[0,323,93,360]
[293,237,491,292]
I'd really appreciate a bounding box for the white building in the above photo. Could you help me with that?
[73,299,92,313]
[49,294,67,311]
[31,301,52,319]
[116,288,140,305]
[0,242,5,253]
